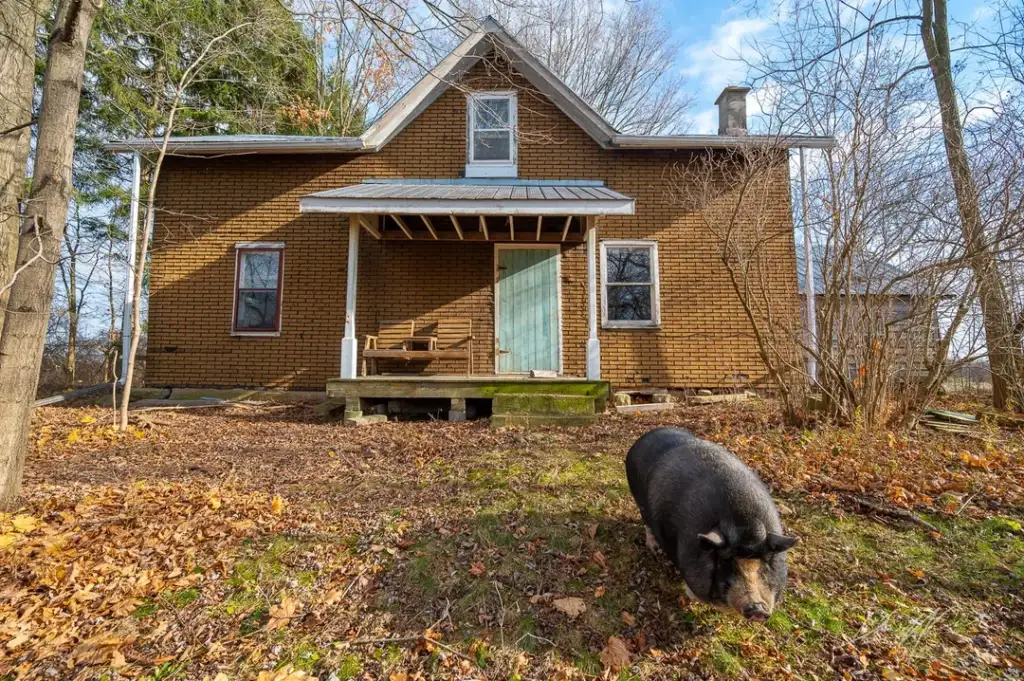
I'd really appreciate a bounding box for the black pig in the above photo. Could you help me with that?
[626,427,797,621]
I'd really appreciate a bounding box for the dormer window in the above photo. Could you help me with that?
[466,92,517,178]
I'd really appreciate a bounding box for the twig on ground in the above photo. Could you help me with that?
[852,496,941,534]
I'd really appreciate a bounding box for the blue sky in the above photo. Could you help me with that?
[670,0,993,134]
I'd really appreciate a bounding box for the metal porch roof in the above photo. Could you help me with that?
[299,180,635,215]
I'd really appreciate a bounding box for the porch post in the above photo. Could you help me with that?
[340,214,360,379]
[586,216,601,380]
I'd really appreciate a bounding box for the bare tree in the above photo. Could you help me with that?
[285,0,421,134]
[920,0,1024,410]
[117,24,265,431]
[0,0,43,336]
[460,0,691,133]
[55,202,101,384]
[0,0,104,509]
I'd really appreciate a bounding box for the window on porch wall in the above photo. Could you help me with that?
[600,240,660,328]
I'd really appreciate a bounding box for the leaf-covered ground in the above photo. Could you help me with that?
[3,399,1023,680]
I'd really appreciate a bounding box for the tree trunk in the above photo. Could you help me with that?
[66,249,78,384]
[921,0,1024,411]
[104,229,117,382]
[0,0,42,336]
[0,0,104,510]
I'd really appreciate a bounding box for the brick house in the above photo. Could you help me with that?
[108,19,832,422]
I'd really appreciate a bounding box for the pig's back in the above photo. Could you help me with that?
[626,427,781,562]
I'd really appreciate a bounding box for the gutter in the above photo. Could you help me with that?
[104,136,365,155]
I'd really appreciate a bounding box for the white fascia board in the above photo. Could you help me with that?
[299,197,635,216]
[612,134,836,149]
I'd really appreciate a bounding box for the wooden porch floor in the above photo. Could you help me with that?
[325,375,611,425]
[327,374,607,399]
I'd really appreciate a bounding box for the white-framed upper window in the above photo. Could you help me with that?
[466,91,517,178]
[232,242,284,335]
[600,240,660,328]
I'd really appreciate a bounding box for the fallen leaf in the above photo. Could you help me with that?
[389,674,408,681]
[621,611,636,626]
[415,629,441,654]
[594,585,606,598]
[271,494,286,515]
[592,551,607,570]
[586,523,598,540]
[906,568,928,582]
[11,515,38,533]
[599,635,633,671]
[552,596,586,619]
[267,596,300,630]
[469,561,486,576]
[111,649,127,668]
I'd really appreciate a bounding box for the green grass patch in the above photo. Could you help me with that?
[162,587,200,609]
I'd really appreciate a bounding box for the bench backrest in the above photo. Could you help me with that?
[436,318,472,350]
[377,319,414,349]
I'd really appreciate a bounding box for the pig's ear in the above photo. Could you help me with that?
[766,533,798,552]
[698,531,726,550]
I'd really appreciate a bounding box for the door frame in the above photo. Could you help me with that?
[493,243,564,375]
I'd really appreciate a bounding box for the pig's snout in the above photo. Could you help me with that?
[742,602,771,622]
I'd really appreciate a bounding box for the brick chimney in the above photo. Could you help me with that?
[714,86,751,136]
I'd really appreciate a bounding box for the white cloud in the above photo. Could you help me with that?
[683,17,770,92]
[682,15,773,132]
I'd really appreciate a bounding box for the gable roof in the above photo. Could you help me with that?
[362,17,619,150]
[105,17,835,156]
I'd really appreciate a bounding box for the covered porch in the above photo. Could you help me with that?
[298,179,632,423]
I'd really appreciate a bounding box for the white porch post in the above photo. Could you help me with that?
[586,216,601,380]
[119,151,141,384]
[340,214,360,378]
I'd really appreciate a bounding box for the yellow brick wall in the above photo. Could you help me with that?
[148,56,799,390]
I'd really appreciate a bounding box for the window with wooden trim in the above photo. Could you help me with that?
[601,240,660,328]
[466,92,517,177]
[233,243,284,334]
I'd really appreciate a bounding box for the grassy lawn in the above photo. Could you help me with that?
[2,400,1022,680]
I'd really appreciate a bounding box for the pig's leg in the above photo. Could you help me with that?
[645,526,661,553]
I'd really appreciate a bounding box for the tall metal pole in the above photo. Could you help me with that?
[119,152,141,384]
[800,146,818,384]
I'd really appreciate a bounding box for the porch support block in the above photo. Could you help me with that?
[341,215,360,379]
[586,217,601,380]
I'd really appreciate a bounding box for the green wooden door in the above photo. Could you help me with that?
[496,247,561,373]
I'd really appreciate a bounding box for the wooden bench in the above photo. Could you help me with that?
[362,318,474,376]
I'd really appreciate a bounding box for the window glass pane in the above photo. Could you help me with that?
[239,250,280,288]
[236,291,278,330]
[474,97,510,129]
[473,130,512,161]
[606,247,651,283]
[607,285,652,322]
